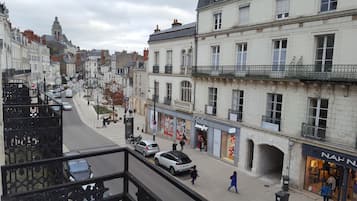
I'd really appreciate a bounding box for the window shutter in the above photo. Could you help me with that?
[276,0,289,18]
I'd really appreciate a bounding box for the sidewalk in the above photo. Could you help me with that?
[71,92,320,201]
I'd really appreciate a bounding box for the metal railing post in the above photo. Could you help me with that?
[124,150,129,199]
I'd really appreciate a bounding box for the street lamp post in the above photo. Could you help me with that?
[43,70,47,103]
[153,81,157,141]
[110,83,118,122]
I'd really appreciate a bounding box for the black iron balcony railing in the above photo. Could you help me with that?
[1,147,208,201]
[192,65,357,82]
[152,65,159,73]
[180,66,192,75]
[228,109,242,122]
[164,97,171,105]
[261,115,281,131]
[205,104,216,116]
[301,122,326,141]
[165,65,172,74]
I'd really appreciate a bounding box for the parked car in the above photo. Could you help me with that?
[62,102,72,111]
[154,151,194,175]
[134,139,160,157]
[65,89,73,98]
[64,152,94,190]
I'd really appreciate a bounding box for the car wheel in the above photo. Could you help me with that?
[154,158,159,166]
[169,167,175,175]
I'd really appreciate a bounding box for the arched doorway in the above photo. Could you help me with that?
[246,139,254,171]
[257,144,284,180]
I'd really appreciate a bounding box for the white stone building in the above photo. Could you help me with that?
[146,20,195,144]
[194,0,357,199]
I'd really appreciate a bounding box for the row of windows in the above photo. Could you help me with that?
[212,0,338,31]
[154,49,193,67]
[207,87,328,136]
[153,81,192,103]
[210,34,335,72]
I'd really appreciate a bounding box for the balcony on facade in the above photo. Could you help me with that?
[164,97,171,105]
[228,109,242,122]
[261,115,281,132]
[152,65,159,73]
[165,65,172,74]
[205,104,216,116]
[151,94,158,102]
[301,122,326,141]
[180,65,192,75]
[173,100,193,113]
[192,65,357,82]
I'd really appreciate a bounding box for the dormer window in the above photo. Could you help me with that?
[276,0,289,19]
[320,0,337,12]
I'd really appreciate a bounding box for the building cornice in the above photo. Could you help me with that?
[198,8,357,38]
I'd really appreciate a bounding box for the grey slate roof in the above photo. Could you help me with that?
[148,22,196,43]
[197,0,223,9]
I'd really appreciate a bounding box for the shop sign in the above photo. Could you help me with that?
[195,123,208,131]
[302,144,357,170]
[228,128,236,134]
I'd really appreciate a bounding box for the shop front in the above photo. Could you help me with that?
[302,144,357,201]
[193,117,240,166]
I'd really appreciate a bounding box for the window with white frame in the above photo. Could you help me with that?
[231,90,244,121]
[213,12,222,30]
[187,49,192,67]
[239,4,250,25]
[276,0,289,19]
[272,39,287,71]
[154,51,159,65]
[166,50,172,66]
[266,93,282,125]
[307,98,328,137]
[166,83,172,100]
[236,43,247,72]
[315,34,334,72]
[320,0,337,12]
[208,87,217,115]
[211,46,220,68]
[181,81,192,102]
[181,50,186,67]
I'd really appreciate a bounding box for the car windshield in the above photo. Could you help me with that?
[150,144,158,147]
[68,160,89,173]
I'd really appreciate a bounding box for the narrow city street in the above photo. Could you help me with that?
[62,94,194,201]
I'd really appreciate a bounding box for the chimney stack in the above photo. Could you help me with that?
[171,19,182,28]
[154,25,160,33]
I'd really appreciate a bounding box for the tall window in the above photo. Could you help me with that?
[213,12,222,30]
[320,0,337,12]
[307,98,328,137]
[266,93,282,125]
[166,50,172,66]
[272,39,287,71]
[154,51,160,65]
[181,50,186,67]
[211,46,220,68]
[166,83,172,100]
[154,81,159,100]
[315,34,334,72]
[187,49,192,67]
[236,43,247,71]
[208,87,217,115]
[231,90,244,120]
[181,81,192,102]
[276,0,289,19]
[239,4,250,25]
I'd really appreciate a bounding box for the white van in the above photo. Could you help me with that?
[65,89,73,98]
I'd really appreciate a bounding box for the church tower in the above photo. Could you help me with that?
[51,16,62,41]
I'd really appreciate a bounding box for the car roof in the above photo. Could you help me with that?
[168,151,189,158]
[141,139,157,144]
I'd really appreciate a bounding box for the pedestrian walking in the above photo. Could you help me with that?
[320,182,332,201]
[190,165,198,185]
[102,117,106,128]
[227,171,239,193]
[179,134,186,151]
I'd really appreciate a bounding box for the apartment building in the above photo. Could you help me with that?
[194,0,357,200]
[146,20,195,144]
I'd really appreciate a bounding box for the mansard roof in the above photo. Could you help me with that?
[148,22,196,43]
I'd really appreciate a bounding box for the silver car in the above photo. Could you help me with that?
[134,139,160,157]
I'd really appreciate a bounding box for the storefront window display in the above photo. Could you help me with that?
[163,114,174,137]
[176,118,191,144]
[197,130,207,152]
[221,132,235,163]
[304,156,357,201]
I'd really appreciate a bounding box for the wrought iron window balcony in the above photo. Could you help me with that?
[180,66,192,75]
[164,97,171,105]
[192,65,357,82]
[301,122,326,141]
[165,65,172,74]
[152,65,159,73]
[261,115,281,131]
[205,104,216,116]
[1,147,207,201]
[228,109,242,122]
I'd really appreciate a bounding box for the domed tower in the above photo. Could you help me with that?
[51,16,62,41]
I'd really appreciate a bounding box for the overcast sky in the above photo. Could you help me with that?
[5,0,198,54]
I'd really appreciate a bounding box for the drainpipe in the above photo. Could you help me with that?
[193,10,199,112]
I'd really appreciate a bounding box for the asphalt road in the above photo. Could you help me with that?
[61,93,195,201]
